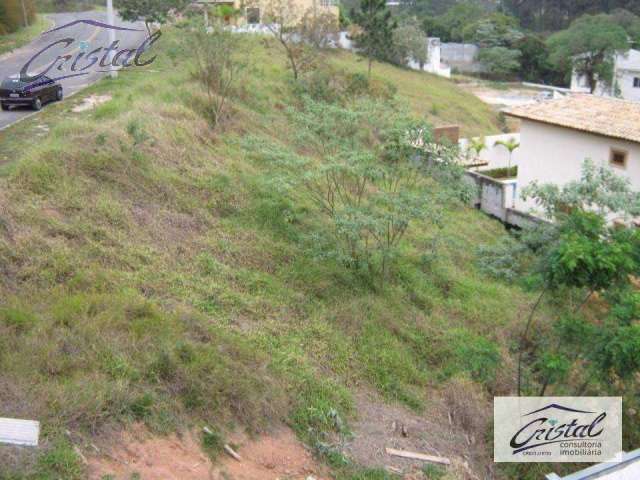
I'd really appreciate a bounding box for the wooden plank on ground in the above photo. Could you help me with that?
[385,447,450,465]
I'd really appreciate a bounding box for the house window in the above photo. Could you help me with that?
[634,77,640,88]
[610,148,628,169]
[320,0,337,6]
[246,7,260,24]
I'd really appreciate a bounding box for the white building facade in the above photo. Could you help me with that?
[571,49,640,103]
[504,95,640,216]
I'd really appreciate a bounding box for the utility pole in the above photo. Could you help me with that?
[20,0,29,28]
[106,0,118,78]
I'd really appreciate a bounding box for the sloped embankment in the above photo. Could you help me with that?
[0,30,534,479]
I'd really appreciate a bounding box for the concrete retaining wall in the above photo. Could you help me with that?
[440,43,483,73]
[466,170,544,229]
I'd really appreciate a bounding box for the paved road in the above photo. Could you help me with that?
[0,11,146,130]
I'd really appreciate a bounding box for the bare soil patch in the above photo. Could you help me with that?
[341,389,491,479]
[88,424,329,480]
[72,95,112,113]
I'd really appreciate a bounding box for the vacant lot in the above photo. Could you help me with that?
[0,29,562,480]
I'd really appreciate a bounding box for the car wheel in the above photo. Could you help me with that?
[0,103,9,111]
[32,97,42,111]
[56,88,63,101]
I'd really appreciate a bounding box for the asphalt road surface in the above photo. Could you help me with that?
[0,11,146,130]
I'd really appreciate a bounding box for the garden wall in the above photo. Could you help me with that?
[440,43,483,73]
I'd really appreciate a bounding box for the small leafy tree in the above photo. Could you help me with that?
[517,209,638,395]
[494,137,519,171]
[514,34,559,84]
[190,25,246,128]
[262,0,329,80]
[467,137,486,168]
[547,14,629,93]
[477,160,640,396]
[534,352,571,396]
[350,0,397,77]
[250,99,468,289]
[477,46,521,79]
[298,9,339,49]
[549,266,640,397]
[392,17,428,68]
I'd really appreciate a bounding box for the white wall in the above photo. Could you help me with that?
[459,133,522,170]
[338,34,452,78]
[571,49,640,102]
[616,50,640,102]
[515,120,640,213]
[440,42,483,73]
[617,71,640,103]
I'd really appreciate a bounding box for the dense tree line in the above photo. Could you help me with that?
[501,0,640,32]
[374,0,640,85]
[0,0,36,34]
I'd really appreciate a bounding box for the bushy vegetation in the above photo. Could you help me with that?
[0,20,568,480]
[478,161,640,478]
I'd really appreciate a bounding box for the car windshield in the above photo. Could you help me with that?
[1,76,53,90]
[1,77,27,89]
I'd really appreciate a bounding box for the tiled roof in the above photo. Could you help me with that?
[503,95,640,144]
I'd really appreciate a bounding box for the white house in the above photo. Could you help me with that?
[571,49,640,103]
[504,95,640,216]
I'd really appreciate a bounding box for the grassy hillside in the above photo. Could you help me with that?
[0,31,543,479]
[329,51,504,137]
[0,15,50,56]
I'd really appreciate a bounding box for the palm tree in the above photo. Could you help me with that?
[468,137,486,165]
[494,138,520,174]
